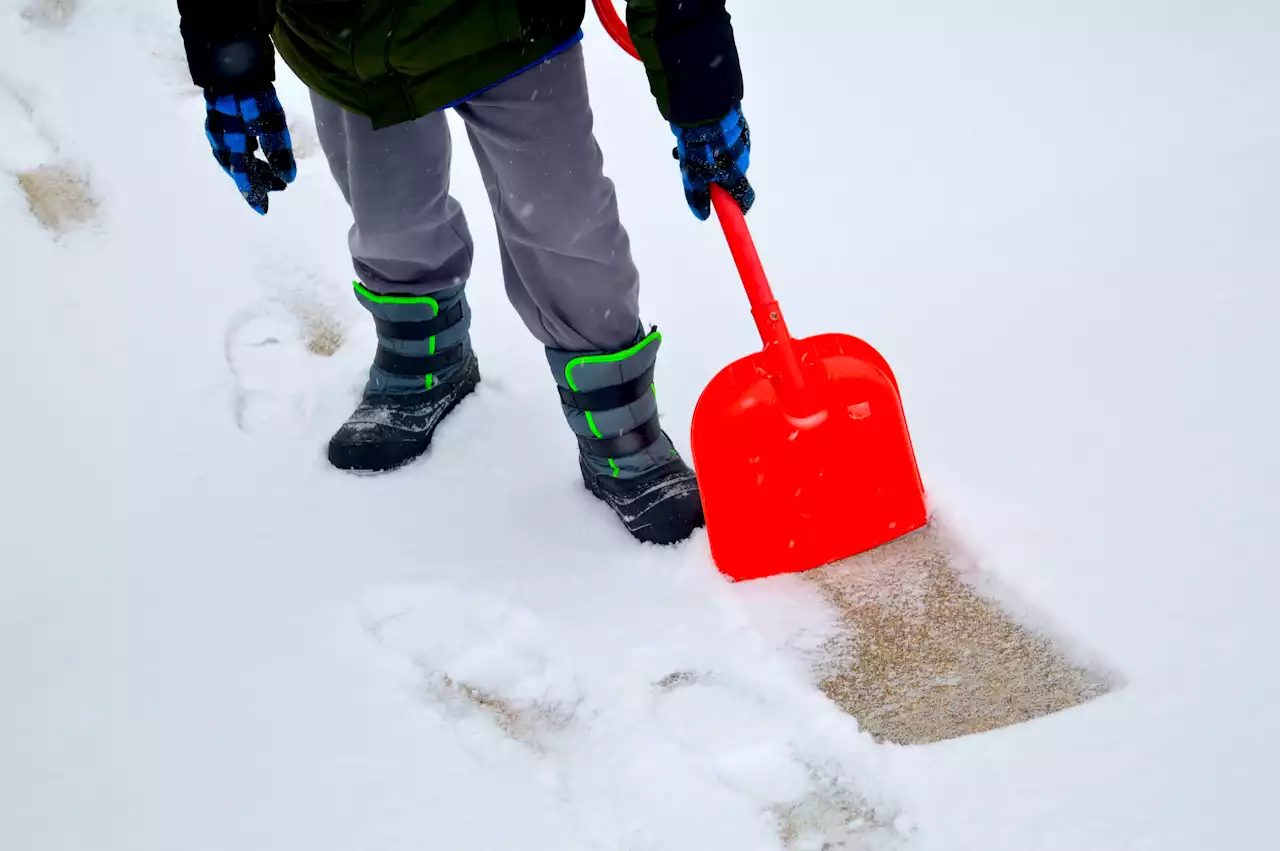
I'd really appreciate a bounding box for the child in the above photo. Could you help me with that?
[176,1,754,545]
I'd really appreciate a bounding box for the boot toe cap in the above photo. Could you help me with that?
[328,424,429,472]
[632,491,705,546]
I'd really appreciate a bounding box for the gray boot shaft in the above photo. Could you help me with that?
[354,281,472,396]
[546,327,679,480]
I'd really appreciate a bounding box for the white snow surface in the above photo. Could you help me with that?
[2,1,1278,849]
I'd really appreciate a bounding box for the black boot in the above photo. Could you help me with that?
[548,328,705,545]
[329,281,478,473]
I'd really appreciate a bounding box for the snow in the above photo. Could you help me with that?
[2,1,1277,849]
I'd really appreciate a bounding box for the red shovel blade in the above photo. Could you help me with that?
[691,333,929,582]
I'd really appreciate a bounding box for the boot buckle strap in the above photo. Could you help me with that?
[373,302,465,341]
[374,343,466,377]
[557,364,656,411]
[578,417,662,459]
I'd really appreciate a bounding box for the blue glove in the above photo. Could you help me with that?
[204,88,296,215]
[671,105,754,221]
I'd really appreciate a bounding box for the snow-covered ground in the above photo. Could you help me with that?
[2,1,1277,849]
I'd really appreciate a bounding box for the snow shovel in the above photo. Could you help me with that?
[593,1,929,581]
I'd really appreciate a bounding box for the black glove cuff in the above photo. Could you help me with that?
[665,42,743,127]
[184,32,276,95]
[654,5,745,127]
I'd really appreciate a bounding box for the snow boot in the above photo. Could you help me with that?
[329,282,478,472]
[547,328,705,545]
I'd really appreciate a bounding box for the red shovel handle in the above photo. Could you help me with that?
[591,0,807,401]
[709,187,807,402]
[592,0,642,60]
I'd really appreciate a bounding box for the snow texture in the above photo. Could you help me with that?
[1,1,1277,850]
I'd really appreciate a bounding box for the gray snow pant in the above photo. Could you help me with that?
[310,43,641,354]
[312,44,678,480]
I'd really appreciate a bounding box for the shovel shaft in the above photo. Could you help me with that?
[710,185,775,318]
[592,0,642,59]
[710,186,808,405]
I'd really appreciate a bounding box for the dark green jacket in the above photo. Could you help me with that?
[177,0,744,129]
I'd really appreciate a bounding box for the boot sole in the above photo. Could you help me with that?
[580,460,706,547]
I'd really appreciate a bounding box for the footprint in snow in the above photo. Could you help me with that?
[649,676,906,850]
[14,161,99,236]
[359,583,911,851]
[223,297,346,435]
[357,584,782,851]
[1,77,100,237]
[360,583,585,752]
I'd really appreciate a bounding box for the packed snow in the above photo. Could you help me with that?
[2,1,1277,849]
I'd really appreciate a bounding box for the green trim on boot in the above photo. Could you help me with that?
[547,326,676,480]
[564,329,662,391]
[352,280,440,309]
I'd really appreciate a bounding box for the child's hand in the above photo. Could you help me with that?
[204,87,297,215]
[671,104,754,221]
